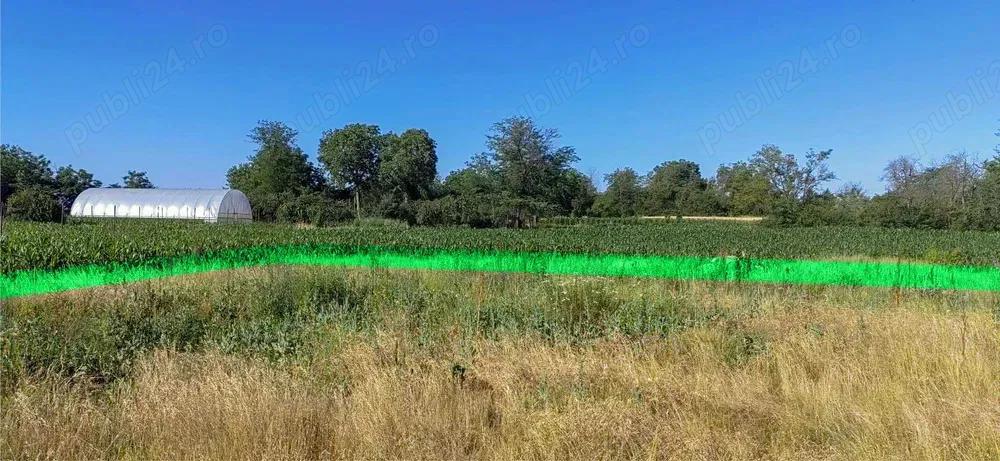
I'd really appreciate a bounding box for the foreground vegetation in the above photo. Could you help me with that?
[3,217,996,459]
[3,219,1000,274]
[2,266,998,459]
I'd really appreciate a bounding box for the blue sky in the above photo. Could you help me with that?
[3,0,998,192]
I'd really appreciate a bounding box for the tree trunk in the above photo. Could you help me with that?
[355,190,361,219]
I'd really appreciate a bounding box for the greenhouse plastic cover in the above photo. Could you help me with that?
[70,188,252,222]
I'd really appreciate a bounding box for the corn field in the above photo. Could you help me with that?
[3,219,998,274]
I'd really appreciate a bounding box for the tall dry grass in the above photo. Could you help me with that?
[2,268,999,459]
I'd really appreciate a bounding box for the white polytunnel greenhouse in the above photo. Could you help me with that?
[69,188,253,223]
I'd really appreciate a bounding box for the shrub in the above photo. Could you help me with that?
[276,193,353,227]
[412,197,460,226]
[4,187,60,222]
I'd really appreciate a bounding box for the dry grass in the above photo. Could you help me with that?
[2,269,999,460]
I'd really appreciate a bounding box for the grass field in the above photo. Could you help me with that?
[3,267,999,459]
[2,220,999,459]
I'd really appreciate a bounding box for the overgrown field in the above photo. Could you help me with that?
[2,220,998,459]
[3,219,1000,274]
[2,267,998,459]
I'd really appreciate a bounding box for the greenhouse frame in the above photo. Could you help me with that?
[69,188,253,223]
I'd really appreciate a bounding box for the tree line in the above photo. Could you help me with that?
[0,145,155,222]
[224,117,594,227]
[2,117,998,230]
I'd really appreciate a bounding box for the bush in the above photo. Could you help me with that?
[863,195,952,230]
[247,191,293,222]
[371,193,415,223]
[4,187,60,222]
[411,197,460,226]
[793,195,839,226]
[396,196,561,228]
[276,193,353,227]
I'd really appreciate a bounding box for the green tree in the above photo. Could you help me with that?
[877,154,978,229]
[741,145,836,223]
[964,126,1000,230]
[380,129,437,201]
[442,153,501,197]
[485,117,579,205]
[715,162,772,216]
[437,117,588,227]
[832,183,869,226]
[1,145,54,204]
[227,121,321,220]
[748,145,835,202]
[121,170,154,188]
[642,159,714,216]
[748,144,798,200]
[555,170,597,217]
[318,123,383,216]
[229,121,320,195]
[593,168,643,217]
[969,156,1000,230]
[54,165,102,213]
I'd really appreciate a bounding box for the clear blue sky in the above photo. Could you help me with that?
[3,0,998,192]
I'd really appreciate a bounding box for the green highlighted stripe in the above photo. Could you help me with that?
[2,245,999,300]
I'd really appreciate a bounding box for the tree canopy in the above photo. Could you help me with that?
[227,121,321,220]
[54,166,102,211]
[318,124,382,194]
[593,168,643,217]
[1,144,54,204]
[121,170,154,189]
[642,160,717,216]
[380,128,437,200]
[438,117,592,226]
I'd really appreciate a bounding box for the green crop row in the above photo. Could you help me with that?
[2,219,998,275]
